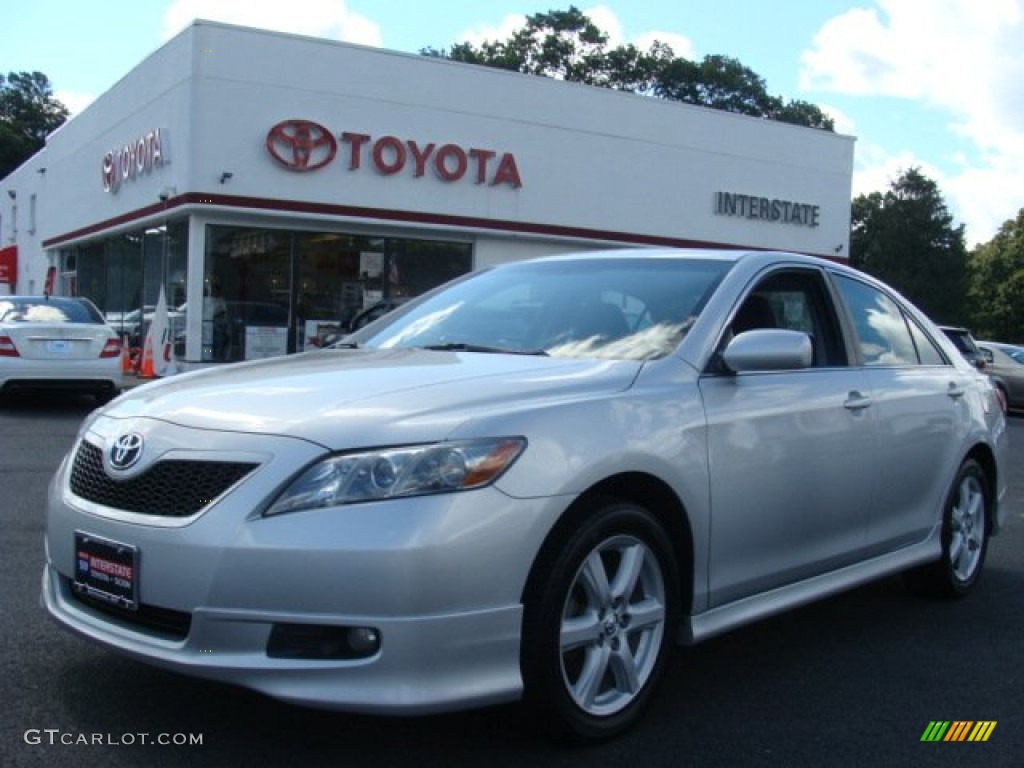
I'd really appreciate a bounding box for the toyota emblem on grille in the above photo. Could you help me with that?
[110,433,144,470]
[266,119,337,171]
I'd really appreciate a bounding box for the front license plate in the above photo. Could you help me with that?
[73,532,139,611]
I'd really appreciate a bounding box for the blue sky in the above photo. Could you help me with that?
[4,0,1022,246]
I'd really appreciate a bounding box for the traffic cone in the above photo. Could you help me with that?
[139,336,155,378]
[120,336,133,374]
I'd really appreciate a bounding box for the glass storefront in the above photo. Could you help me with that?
[203,226,472,362]
[54,219,472,365]
[59,219,188,352]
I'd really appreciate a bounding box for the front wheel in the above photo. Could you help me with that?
[521,500,680,742]
[905,458,990,598]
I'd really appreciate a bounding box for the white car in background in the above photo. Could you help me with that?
[42,249,1007,741]
[1,296,123,402]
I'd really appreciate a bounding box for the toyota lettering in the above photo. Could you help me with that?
[265,119,522,188]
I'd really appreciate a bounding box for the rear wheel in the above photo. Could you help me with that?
[521,499,679,742]
[905,458,989,597]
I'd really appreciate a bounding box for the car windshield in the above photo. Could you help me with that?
[352,257,732,360]
[0,297,103,324]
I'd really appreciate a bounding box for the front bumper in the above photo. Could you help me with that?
[42,419,566,714]
[42,563,524,713]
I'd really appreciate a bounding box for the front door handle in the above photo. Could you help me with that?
[844,391,873,411]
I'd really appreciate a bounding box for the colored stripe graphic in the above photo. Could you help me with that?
[945,721,973,741]
[968,722,997,742]
[921,721,996,742]
[921,722,949,741]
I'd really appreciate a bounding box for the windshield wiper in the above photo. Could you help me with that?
[421,343,548,356]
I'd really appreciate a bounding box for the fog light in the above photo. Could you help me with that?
[267,623,382,659]
[348,626,380,654]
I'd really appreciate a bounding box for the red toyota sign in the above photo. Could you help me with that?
[102,128,166,194]
[265,120,522,188]
[266,120,337,171]
[0,245,16,287]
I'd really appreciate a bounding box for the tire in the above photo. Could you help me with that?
[521,499,680,742]
[905,458,989,598]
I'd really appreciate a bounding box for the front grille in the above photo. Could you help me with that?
[69,440,258,517]
[66,578,192,641]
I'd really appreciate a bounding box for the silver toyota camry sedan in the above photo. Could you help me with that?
[42,249,1007,741]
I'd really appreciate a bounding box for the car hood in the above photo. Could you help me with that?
[102,348,641,448]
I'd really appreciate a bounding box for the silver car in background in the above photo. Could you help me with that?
[978,341,1024,411]
[42,249,1007,741]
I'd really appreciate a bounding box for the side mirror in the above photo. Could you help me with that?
[722,329,813,373]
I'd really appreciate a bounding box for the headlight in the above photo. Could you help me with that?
[264,437,526,517]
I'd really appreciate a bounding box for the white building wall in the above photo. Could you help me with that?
[1,19,855,295]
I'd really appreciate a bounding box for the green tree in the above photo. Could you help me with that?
[423,6,833,130]
[0,71,69,179]
[850,167,968,324]
[967,208,1024,342]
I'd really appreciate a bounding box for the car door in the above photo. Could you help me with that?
[699,267,877,608]
[830,272,971,550]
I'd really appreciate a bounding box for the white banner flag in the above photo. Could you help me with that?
[147,285,177,377]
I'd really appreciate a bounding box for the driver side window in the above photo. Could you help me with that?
[727,269,847,367]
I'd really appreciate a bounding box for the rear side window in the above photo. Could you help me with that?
[833,275,945,366]
[908,321,946,365]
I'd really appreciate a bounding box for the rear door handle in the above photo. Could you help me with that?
[947,382,966,399]
[844,391,873,411]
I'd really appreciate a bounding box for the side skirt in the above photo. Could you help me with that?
[681,530,941,645]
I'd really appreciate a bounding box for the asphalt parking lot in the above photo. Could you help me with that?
[1,393,1021,767]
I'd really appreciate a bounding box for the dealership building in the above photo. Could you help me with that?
[0,20,854,367]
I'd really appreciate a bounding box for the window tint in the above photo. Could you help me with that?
[834,274,927,366]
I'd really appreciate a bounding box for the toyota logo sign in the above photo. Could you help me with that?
[266,119,337,171]
[109,433,144,471]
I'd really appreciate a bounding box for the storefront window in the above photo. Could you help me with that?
[55,219,188,357]
[205,225,472,361]
[203,226,292,362]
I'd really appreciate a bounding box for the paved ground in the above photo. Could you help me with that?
[1,394,1021,767]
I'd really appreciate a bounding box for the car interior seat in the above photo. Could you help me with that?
[731,295,776,335]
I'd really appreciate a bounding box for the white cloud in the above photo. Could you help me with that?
[458,13,528,47]
[585,6,694,57]
[162,0,382,46]
[819,104,856,136]
[801,0,1024,245]
[632,31,696,59]
[944,160,1024,246]
[584,5,624,44]
[850,140,1023,247]
[56,90,96,118]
